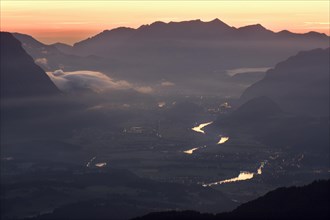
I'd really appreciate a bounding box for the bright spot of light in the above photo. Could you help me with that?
[191,121,213,134]
[95,162,107,168]
[217,136,229,144]
[184,147,199,154]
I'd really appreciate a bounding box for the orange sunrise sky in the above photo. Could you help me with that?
[1,0,329,45]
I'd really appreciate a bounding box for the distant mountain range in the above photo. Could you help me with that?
[134,179,330,220]
[241,48,329,116]
[70,19,329,83]
[12,19,329,97]
[73,19,328,55]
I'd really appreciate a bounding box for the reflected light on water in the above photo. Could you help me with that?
[191,121,213,134]
[183,147,199,154]
[217,136,229,144]
[257,161,266,174]
[203,171,254,187]
[158,101,166,108]
[203,161,267,187]
[95,162,107,168]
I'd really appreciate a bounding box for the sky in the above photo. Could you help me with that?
[1,0,329,45]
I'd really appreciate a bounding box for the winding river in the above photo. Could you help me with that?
[203,161,267,187]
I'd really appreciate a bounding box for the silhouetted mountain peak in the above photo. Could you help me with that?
[0,32,60,98]
[52,42,72,47]
[139,18,231,30]
[237,24,273,36]
[272,47,329,74]
[277,29,292,34]
[133,18,235,40]
[151,20,167,26]
[209,18,221,23]
[51,42,73,54]
[138,21,167,30]
[93,27,135,38]
[239,23,266,30]
[73,27,135,48]
[13,32,46,48]
[277,29,329,39]
[72,18,329,55]
[168,19,202,24]
[306,31,328,36]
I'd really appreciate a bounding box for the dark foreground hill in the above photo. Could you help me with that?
[134,179,330,220]
[15,169,234,220]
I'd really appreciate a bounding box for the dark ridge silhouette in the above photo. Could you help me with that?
[71,27,136,56]
[72,18,328,56]
[241,48,330,116]
[276,30,329,40]
[134,19,234,39]
[74,19,328,50]
[134,179,330,220]
[12,33,108,72]
[0,32,60,98]
[51,42,74,54]
[236,24,273,39]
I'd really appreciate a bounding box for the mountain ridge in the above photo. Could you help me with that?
[73,18,328,48]
[240,47,330,116]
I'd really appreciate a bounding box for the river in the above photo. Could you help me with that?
[203,161,267,187]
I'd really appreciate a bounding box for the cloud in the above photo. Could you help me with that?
[161,81,175,87]
[53,69,65,76]
[304,21,330,25]
[47,70,153,94]
[135,86,153,94]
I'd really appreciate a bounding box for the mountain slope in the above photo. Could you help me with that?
[0,32,60,98]
[240,48,330,116]
[134,179,330,220]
